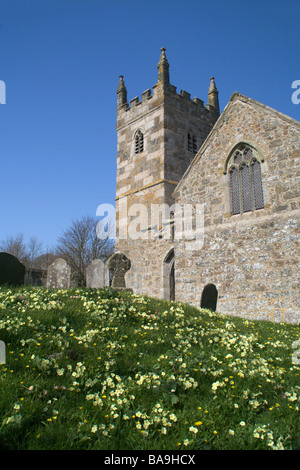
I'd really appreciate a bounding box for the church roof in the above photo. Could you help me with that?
[174,92,300,195]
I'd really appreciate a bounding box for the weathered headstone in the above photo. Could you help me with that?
[86,259,109,288]
[106,252,131,291]
[0,340,6,364]
[0,252,26,286]
[46,258,71,289]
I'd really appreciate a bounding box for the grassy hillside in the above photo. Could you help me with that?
[0,286,299,450]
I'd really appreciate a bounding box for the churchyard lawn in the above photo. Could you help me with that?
[0,286,299,450]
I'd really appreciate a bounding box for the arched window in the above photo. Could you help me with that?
[135,130,144,154]
[227,144,264,215]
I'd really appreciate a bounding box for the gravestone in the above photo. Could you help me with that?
[0,340,6,364]
[86,259,109,288]
[106,252,132,291]
[0,252,26,286]
[46,258,71,289]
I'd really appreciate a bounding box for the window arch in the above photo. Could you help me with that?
[134,130,144,154]
[227,144,264,215]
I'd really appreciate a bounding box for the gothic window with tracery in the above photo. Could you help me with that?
[227,144,264,215]
[135,130,144,154]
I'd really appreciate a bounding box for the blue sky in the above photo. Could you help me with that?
[0,0,299,251]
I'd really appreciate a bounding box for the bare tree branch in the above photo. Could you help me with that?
[0,233,30,266]
[55,215,114,287]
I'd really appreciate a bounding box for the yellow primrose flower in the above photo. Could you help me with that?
[189,426,198,434]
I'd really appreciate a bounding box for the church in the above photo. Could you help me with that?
[114,48,300,324]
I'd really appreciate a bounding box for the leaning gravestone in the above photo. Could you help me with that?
[106,252,132,291]
[0,252,26,286]
[46,258,71,289]
[86,259,109,288]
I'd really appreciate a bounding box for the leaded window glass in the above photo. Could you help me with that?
[252,160,264,210]
[230,167,240,215]
[241,164,252,213]
[227,144,264,215]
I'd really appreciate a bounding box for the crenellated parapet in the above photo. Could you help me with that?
[117,76,219,131]
[115,47,221,221]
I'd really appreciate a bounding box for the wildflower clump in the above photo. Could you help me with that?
[0,286,299,450]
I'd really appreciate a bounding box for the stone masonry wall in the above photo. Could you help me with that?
[115,75,217,297]
[174,93,300,323]
[163,89,215,206]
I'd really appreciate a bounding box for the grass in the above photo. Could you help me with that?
[0,286,299,450]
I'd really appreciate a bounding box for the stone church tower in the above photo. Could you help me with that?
[113,48,300,323]
[115,48,219,298]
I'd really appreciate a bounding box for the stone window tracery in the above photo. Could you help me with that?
[227,144,264,215]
